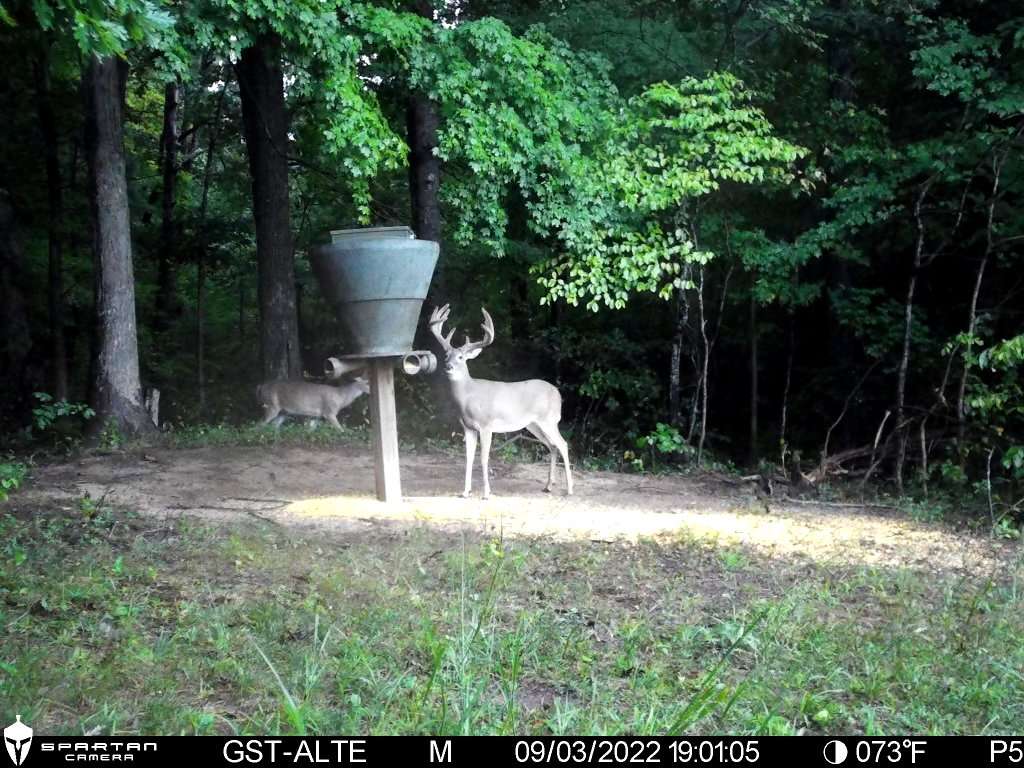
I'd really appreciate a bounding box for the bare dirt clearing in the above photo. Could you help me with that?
[22,444,1016,576]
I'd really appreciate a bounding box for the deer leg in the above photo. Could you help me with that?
[326,414,343,431]
[261,406,281,427]
[479,429,493,500]
[463,428,477,498]
[536,422,573,496]
[527,424,556,492]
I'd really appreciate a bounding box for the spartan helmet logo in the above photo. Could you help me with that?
[4,716,32,767]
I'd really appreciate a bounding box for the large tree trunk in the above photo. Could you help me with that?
[407,0,442,245]
[83,55,155,438]
[35,44,69,401]
[196,85,226,416]
[0,192,33,425]
[236,35,301,382]
[407,93,441,243]
[154,80,181,332]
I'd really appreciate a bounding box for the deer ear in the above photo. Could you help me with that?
[464,347,483,359]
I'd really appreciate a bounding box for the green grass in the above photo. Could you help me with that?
[1,500,1022,736]
[162,420,368,450]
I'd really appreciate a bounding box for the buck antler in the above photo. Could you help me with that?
[429,304,456,353]
[461,308,495,353]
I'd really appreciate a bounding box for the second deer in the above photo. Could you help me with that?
[429,304,573,499]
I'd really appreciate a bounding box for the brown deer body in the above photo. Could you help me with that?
[257,378,369,431]
[430,305,573,499]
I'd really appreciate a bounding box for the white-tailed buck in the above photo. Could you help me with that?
[257,377,369,431]
[430,304,573,499]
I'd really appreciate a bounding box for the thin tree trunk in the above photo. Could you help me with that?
[83,55,155,437]
[780,310,795,468]
[956,149,1008,464]
[197,257,206,413]
[155,80,181,332]
[195,86,225,415]
[35,44,69,400]
[895,183,931,493]
[895,278,917,494]
[236,34,301,381]
[669,284,689,426]
[749,291,759,465]
[239,278,246,342]
[919,417,929,497]
[697,266,710,465]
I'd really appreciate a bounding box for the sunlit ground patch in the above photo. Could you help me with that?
[284,493,1013,573]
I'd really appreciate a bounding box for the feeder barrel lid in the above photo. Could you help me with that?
[330,226,415,243]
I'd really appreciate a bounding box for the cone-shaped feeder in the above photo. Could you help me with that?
[311,226,439,356]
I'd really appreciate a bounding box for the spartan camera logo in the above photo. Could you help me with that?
[4,716,32,767]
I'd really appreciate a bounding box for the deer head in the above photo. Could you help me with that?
[429,304,495,381]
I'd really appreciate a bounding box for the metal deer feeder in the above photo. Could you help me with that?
[311,226,439,502]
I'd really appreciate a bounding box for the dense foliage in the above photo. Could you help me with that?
[0,0,1021,522]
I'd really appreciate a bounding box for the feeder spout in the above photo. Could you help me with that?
[324,357,368,380]
[402,350,437,376]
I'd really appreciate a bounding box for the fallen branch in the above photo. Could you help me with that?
[781,497,898,511]
[227,496,293,506]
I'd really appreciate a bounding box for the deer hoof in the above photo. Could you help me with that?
[461,491,471,499]
[543,486,552,493]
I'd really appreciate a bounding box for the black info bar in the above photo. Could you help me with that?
[19,736,1023,767]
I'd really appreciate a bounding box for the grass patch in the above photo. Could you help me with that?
[162,421,368,450]
[1,501,1022,735]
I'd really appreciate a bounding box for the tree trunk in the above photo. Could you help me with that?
[236,35,301,382]
[407,0,441,245]
[197,257,206,413]
[956,149,1007,465]
[779,310,795,467]
[407,93,441,243]
[0,191,33,424]
[895,183,931,492]
[668,284,689,426]
[407,0,447,425]
[696,266,710,464]
[195,85,225,416]
[83,55,155,438]
[154,80,181,332]
[35,44,69,401]
[749,291,759,465]
[238,277,246,342]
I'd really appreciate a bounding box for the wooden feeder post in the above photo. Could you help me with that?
[368,358,401,502]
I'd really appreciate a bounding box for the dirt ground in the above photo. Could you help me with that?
[18,444,1019,578]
